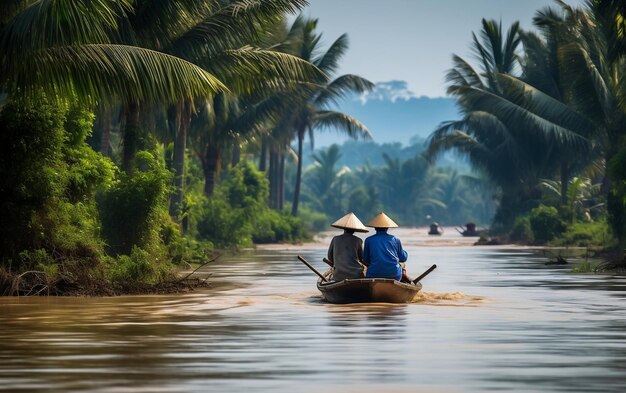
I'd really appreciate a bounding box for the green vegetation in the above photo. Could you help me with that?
[427,0,626,251]
[3,0,626,293]
[571,260,601,274]
[0,1,358,295]
[291,142,494,228]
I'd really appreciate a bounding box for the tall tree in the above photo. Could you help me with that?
[279,17,374,216]
[428,16,593,231]
[79,0,316,218]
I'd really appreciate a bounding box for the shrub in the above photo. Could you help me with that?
[99,151,171,255]
[510,215,534,243]
[197,197,253,248]
[0,94,66,259]
[222,161,268,210]
[529,205,566,244]
[296,205,329,233]
[108,247,155,284]
[252,209,306,243]
[571,260,600,273]
[552,219,615,248]
[0,95,113,267]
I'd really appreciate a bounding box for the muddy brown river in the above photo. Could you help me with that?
[2,229,626,392]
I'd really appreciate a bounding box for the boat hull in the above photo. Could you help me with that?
[317,276,422,304]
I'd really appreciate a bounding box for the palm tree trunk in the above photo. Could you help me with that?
[560,161,569,206]
[291,128,305,216]
[269,147,278,209]
[169,100,191,219]
[279,150,285,210]
[231,143,241,167]
[100,108,111,157]
[203,145,221,196]
[259,139,268,172]
[122,102,140,173]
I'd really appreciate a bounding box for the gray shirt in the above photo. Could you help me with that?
[327,233,364,281]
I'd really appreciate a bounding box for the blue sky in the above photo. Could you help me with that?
[299,0,585,98]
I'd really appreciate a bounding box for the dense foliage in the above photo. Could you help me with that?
[289,142,494,229]
[2,0,626,294]
[428,0,626,248]
[0,0,324,295]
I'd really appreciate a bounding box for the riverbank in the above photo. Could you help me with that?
[257,226,510,250]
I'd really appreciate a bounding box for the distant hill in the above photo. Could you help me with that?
[302,139,426,168]
[311,80,459,147]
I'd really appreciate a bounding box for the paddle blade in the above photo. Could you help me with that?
[413,264,437,284]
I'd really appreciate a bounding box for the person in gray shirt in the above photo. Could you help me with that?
[327,212,369,281]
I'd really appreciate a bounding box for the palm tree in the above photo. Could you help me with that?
[376,152,445,224]
[540,176,603,223]
[428,16,594,231]
[279,17,374,217]
[0,0,226,104]
[563,0,626,243]
[189,91,275,196]
[302,144,350,216]
[112,1,316,219]
[591,0,626,62]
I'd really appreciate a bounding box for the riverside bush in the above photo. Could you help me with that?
[196,162,307,248]
[510,215,534,243]
[107,246,168,285]
[529,205,566,244]
[0,95,114,268]
[552,219,615,248]
[197,197,253,248]
[99,151,171,256]
[252,209,305,243]
[296,205,329,233]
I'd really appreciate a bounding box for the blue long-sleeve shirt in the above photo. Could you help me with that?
[363,230,408,280]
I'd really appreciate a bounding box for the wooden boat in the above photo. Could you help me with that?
[297,256,436,304]
[317,273,422,304]
[456,222,481,237]
[428,223,443,235]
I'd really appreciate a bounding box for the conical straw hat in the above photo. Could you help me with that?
[331,212,369,233]
[366,212,398,228]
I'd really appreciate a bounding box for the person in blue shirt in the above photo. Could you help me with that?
[363,212,408,281]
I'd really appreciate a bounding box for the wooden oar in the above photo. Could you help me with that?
[298,255,328,282]
[412,264,437,284]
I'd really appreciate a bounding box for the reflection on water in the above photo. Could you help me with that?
[2,244,626,392]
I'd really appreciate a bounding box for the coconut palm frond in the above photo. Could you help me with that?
[427,128,485,161]
[12,44,226,104]
[558,42,612,122]
[201,46,322,94]
[314,33,348,75]
[170,0,307,60]
[0,0,132,54]
[447,55,486,89]
[314,111,372,140]
[497,73,595,136]
[131,0,218,46]
[457,83,591,152]
[314,74,374,108]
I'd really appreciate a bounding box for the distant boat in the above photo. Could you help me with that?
[456,222,481,237]
[428,222,443,235]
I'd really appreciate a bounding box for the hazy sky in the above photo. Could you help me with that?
[299,0,586,98]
